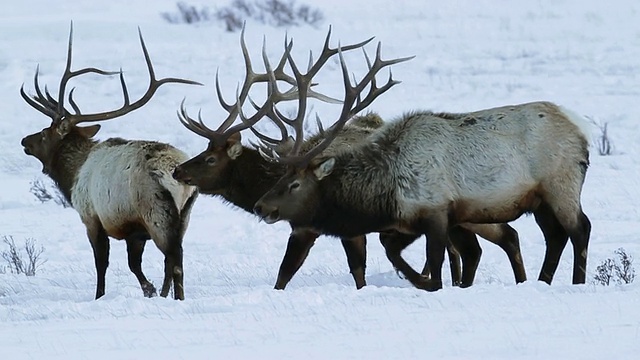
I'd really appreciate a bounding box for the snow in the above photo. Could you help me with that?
[1,0,639,358]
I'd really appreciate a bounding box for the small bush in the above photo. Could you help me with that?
[30,178,71,208]
[594,258,615,286]
[161,2,211,24]
[613,248,635,284]
[162,0,324,31]
[1,236,47,276]
[595,121,612,156]
[593,247,635,285]
[586,116,613,156]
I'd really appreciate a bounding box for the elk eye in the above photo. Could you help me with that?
[205,157,216,165]
[289,181,300,192]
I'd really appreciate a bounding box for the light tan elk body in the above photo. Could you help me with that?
[20,25,199,300]
[252,46,591,289]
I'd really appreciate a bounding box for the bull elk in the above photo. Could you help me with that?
[252,43,591,290]
[20,24,200,300]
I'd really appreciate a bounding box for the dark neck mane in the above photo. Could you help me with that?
[308,150,398,238]
[47,134,96,203]
[219,147,285,213]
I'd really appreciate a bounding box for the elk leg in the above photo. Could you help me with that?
[380,230,444,291]
[86,222,110,300]
[161,243,184,300]
[446,242,462,286]
[340,235,367,289]
[379,231,420,279]
[447,226,481,288]
[380,231,424,287]
[463,223,527,284]
[125,237,157,297]
[420,241,462,287]
[534,202,569,284]
[546,206,591,284]
[568,211,591,284]
[421,223,449,292]
[157,228,184,300]
[274,230,317,290]
[148,190,185,300]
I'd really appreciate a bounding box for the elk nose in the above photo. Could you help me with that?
[172,167,184,180]
[253,204,264,216]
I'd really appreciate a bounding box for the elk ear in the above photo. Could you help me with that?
[313,157,335,180]
[226,132,243,160]
[77,124,101,138]
[55,120,72,137]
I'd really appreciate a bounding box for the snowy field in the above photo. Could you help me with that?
[1,0,640,358]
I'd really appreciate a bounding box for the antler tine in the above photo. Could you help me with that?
[179,27,293,147]
[63,27,201,125]
[57,22,121,123]
[43,86,59,108]
[210,26,289,140]
[211,25,257,133]
[306,26,374,79]
[245,95,290,145]
[20,83,58,118]
[262,41,413,167]
[348,43,415,117]
[222,37,292,138]
[177,99,228,144]
[199,27,373,151]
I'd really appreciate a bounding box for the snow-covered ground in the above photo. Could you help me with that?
[1,0,639,358]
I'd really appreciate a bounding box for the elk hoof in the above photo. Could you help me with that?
[174,284,185,301]
[142,283,157,298]
[416,276,442,292]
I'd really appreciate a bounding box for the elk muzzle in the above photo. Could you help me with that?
[172,166,192,185]
[253,201,280,224]
[21,134,36,155]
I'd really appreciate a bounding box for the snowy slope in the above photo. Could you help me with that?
[1,0,639,358]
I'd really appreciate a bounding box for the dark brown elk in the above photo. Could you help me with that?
[172,28,402,289]
[252,45,590,290]
[20,24,200,300]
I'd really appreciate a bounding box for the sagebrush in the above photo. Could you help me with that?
[587,116,613,156]
[1,236,47,276]
[161,2,211,24]
[162,0,324,31]
[593,248,635,285]
[30,178,70,207]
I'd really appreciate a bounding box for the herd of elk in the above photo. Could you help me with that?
[21,24,199,300]
[21,24,590,299]
[171,29,504,289]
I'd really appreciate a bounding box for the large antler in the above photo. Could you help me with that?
[255,38,414,168]
[178,26,374,147]
[20,22,201,127]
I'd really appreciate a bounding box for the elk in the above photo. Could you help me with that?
[20,24,200,300]
[252,45,591,290]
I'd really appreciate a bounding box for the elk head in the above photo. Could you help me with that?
[251,40,414,225]
[173,26,372,194]
[21,23,201,174]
